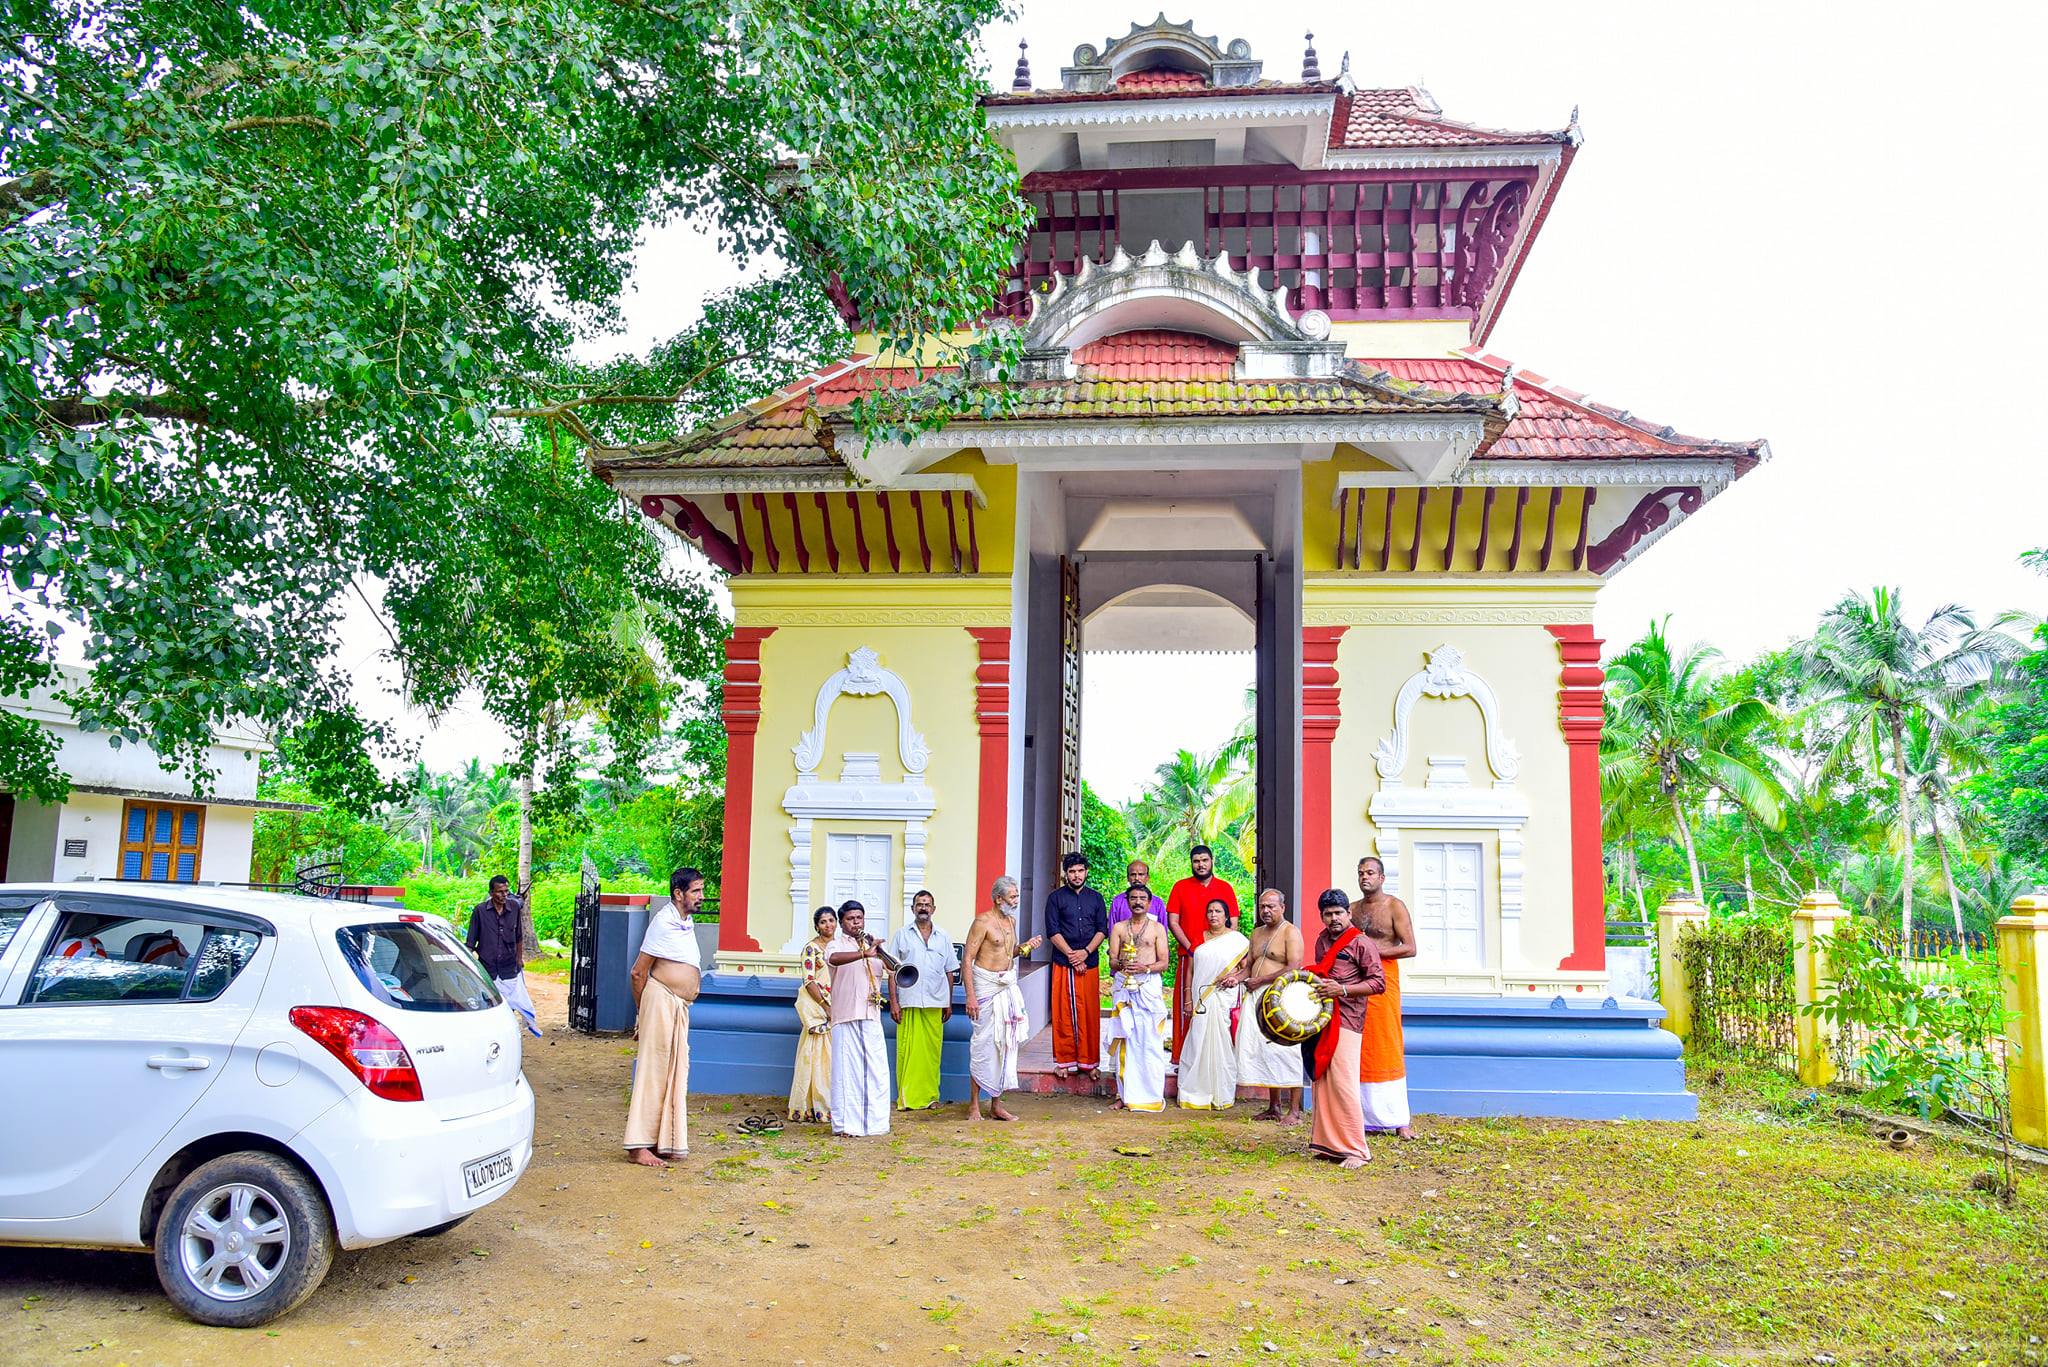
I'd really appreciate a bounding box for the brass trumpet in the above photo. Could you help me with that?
[863,933,920,990]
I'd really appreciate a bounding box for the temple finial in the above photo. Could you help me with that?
[1301,31,1320,81]
[1011,38,1032,92]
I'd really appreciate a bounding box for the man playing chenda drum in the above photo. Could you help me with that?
[1224,888,1304,1124]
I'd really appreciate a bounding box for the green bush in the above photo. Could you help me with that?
[401,869,671,944]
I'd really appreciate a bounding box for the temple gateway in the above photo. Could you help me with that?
[591,18,1765,1118]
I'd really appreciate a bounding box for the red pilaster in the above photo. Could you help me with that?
[1301,626,1349,908]
[1546,624,1606,971]
[967,627,1012,903]
[717,627,775,952]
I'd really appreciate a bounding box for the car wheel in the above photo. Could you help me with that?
[153,1152,336,1327]
[410,1213,472,1239]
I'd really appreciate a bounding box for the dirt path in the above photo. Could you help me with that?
[4,978,2042,1366]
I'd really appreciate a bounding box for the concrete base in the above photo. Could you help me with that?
[682,973,980,1104]
[1406,994,1697,1121]
[668,976,1696,1122]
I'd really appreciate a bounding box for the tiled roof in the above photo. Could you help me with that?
[1000,371,1485,421]
[1115,69,1208,91]
[983,80,1329,107]
[1329,90,1570,150]
[1370,352,1766,465]
[588,341,1509,476]
[586,342,1763,482]
[1073,329,1237,380]
[983,81,1568,152]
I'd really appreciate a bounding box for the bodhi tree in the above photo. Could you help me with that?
[3,0,1030,810]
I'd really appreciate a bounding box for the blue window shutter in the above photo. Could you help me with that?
[123,851,143,879]
[153,808,172,843]
[150,852,170,881]
[126,807,146,842]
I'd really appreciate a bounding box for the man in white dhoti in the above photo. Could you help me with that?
[1229,888,1306,1124]
[1177,899,1249,1110]
[624,868,705,1166]
[1105,883,1170,1112]
[961,876,1041,1123]
[824,901,892,1137]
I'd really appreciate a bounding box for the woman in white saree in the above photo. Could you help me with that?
[1177,899,1249,1110]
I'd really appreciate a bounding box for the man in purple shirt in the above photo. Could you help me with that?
[1109,860,1158,932]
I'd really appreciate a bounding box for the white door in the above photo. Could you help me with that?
[1413,842,1486,973]
[823,834,893,934]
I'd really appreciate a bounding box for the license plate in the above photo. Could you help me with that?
[463,1149,516,1199]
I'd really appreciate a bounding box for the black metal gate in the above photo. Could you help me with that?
[567,855,602,1033]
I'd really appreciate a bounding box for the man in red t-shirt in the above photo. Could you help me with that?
[1163,845,1238,1064]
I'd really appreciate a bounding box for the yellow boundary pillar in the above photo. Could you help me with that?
[1995,892,2048,1148]
[1791,889,1851,1088]
[1656,894,1708,1042]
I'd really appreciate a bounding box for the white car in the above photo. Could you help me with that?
[0,883,535,1326]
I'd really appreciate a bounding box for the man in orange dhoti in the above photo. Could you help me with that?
[1305,888,1386,1169]
[1164,845,1237,1064]
[1352,857,1415,1136]
[1043,852,1108,1075]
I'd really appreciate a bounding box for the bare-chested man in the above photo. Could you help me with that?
[1351,856,1416,1137]
[1105,883,1171,1112]
[1224,888,1305,1123]
[961,876,1042,1122]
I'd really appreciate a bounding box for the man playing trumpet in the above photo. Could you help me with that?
[825,900,893,1137]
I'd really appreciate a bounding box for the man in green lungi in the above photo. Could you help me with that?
[888,889,958,1110]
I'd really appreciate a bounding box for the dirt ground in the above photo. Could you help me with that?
[4,976,2044,1367]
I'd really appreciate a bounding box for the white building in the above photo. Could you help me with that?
[0,670,309,886]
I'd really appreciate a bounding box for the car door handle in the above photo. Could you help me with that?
[145,1054,212,1072]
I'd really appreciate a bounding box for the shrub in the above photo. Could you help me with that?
[1676,915,1795,1066]
[1807,918,2018,1197]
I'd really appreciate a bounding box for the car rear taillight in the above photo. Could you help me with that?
[289,1006,425,1102]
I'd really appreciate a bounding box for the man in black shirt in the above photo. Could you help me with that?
[467,875,539,1036]
[1044,852,1108,1076]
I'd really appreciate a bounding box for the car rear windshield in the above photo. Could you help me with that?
[336,923,499,1013]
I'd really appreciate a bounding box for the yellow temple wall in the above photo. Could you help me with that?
[727,577,1010,966]
[1310,578,1599,993]
[1329,318,1475,359]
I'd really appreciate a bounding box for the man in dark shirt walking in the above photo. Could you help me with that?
[1044,852,1108,1076]
[468,875,540,1036]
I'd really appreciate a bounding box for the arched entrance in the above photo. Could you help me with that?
[1015,468,1302,937]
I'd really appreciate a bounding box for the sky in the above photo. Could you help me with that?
[339,0,2048,802]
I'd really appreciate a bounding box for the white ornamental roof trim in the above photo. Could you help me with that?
[1319,141,1568,172]
[983,92,1337,132]
[849,413,1492,451]
[1022,238,1334,354]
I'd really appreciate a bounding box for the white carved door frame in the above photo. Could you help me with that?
[1366,645,1529,982]
[781,648,936,953]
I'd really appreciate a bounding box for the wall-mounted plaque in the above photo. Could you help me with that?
[62,839,87,857]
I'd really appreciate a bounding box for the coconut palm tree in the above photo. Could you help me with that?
[1796,589,2014,942]
[1601,620,1786,902]
[1905,709,1992,947]
[1199,688,1259,883]
[386,764,489,875]
[1128,747,1235,872]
